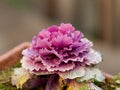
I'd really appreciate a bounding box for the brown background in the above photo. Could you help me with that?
[0,0,120,75]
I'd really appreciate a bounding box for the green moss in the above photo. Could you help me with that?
[0,68,16,90]
[0,82,18,90]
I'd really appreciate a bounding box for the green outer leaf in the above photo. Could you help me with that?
[59,66,85,79]
[76,68,105,82]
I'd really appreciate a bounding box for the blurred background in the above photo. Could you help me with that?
[0,0,120,75]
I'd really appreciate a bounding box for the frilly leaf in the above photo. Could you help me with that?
[76,68,105,82]
[86,49,102,65]
[58,66,85,79]
[31,70,53,76]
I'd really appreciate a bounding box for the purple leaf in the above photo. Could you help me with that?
[45,74,60,90]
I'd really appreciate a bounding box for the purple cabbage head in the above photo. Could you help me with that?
[21,23,102,79]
